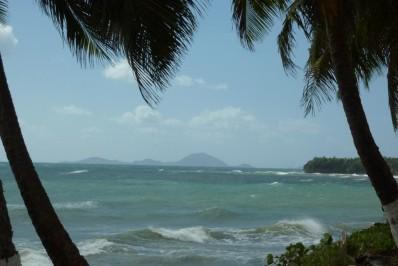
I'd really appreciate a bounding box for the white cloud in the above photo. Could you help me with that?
[114,106,319,144]
[117,105,161,125]
[190,107,255,129]
[116,105,183,135]
[0,24,18,52]
[175,75,194,87]
[55,105,92,116]
[174,75,228,91]
[103,59,136,83]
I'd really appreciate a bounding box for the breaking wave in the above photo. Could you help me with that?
[8,201,98,211]
[18,238,115,266]
[111,218,327,246]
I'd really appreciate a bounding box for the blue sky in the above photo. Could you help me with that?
[0,1,396,168]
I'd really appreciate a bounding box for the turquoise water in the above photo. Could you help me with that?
[1,163,385,265]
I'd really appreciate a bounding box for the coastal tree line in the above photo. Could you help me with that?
[303,157,398,175]
[1,0,398,265]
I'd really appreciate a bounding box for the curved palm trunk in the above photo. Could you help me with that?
[0,180,20,266]
[325,2,398,245]
[0,54,88,265]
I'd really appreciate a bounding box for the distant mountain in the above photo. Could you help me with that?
[132,159,163,166]
[72,153,252,168]
[74,157,125,165]
[132,153,228,167]
[174,153,228,167]
[237,163,254,168]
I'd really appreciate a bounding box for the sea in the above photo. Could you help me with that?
[0,163,388,266]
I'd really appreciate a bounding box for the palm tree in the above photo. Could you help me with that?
[231,0,398,244]
[0,1,202,265]
[0,181,19,265]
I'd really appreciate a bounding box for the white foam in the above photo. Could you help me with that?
[269,181,281,186]
[66,169,89,175]
[8,201,98,211]
[53,201,98,210]
[231,170,243,174]
[158,168,164,172]
[79,239,114,256]
[19,248,51,266]
[325,173,367,178]
[150,226,211,243]
[18,239,114,266]
[299,179,313,182]
[255,170,302,176]
[276,218,326,235]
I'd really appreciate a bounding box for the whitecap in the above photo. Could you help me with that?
[299,179,313,182]
[53,201,98,210]
[18,238,114,266]
[269,181,281,186]
[79,239,114,256]
[255,170,302,176]
[231,170,243,174]
[20,248,51,266]
[158,168,164,172]
[276,218,326,235]
[66,169,89,175]
[150,226,211,243]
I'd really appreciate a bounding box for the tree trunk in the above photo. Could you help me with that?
[0,180,21,266]
[324,1,398,245]
[0,54,88,265]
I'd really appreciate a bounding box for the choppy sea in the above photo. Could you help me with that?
[0,163,388,265]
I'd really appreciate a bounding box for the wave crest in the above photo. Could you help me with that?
[150,227,211,243]
[112,218,326,246]
[53,201,98,210]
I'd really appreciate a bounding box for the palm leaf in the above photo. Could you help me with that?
[388,48,398,131]
[39,0,205,105]
[232,0,285,50]
[0,0,7,24]
[37,0,113,66]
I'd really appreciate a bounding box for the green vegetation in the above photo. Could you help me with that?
[304,157,398,175]
[266,223,397,266]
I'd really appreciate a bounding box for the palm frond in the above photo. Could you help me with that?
[277,11,296,74]
[302,24,336,116]
[87,0,204,105]
[37,0,113,66]
[388,48,398,131]
[0,0,7,24]
[39,0,205,105]
[232,0,285,50]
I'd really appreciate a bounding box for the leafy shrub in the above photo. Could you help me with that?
[265,223,395,266]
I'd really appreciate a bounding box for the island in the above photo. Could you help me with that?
[303,157,398,175]
[72,153,254,168]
